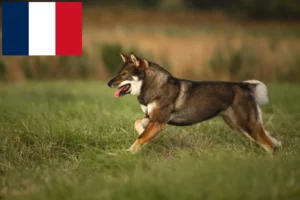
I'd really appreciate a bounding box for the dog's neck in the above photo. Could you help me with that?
[137,63,171,105]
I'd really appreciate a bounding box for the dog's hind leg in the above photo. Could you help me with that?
[253,105,282,151]
[134,118,150,135]
[222,114,240,131]
[253,121,282,152]
[222,94,281,153]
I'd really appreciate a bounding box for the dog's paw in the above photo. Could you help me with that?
[129,141,141,153]
[119,148,130,152]
[272,140,282,153]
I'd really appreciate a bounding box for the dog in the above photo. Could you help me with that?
[107,53,281,153]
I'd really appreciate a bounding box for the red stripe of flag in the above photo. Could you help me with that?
[55,2,82,56]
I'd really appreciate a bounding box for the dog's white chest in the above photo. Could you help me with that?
[140,102,157,116]
[140,105,147,114]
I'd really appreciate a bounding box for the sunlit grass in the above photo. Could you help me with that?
[0,81,300,199]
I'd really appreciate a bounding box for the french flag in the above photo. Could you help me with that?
[2,2,82,56]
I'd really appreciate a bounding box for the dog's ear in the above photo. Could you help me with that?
[120,53,130,62]
[141,58,149,69]
[130,53,140,67]
[130,53,149,70]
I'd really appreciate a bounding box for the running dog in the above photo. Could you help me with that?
[107,53,281,153]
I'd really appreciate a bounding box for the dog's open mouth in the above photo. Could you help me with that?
[114,84,131,98]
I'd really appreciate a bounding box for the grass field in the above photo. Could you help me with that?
[1,81,300,199]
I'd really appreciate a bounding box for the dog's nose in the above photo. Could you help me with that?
[108,80,116,88]
[107,80,112,87]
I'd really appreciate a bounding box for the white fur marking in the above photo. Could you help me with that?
[135,120,144,135]
[265,130,282,148]
[147,101,157,116]
[256,104,263,123]
[131,76,143,96]
[129,140,141,153]
[174,82,188,109]
[140,105,147,114]
[135,118,150,135]
[118,76,143,96]
[244,80,269,106]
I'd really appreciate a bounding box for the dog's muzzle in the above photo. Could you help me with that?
[107,80,117,88]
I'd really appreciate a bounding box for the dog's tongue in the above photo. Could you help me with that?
[114,88,122,98]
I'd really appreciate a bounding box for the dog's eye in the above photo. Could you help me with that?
[121,72,127,76]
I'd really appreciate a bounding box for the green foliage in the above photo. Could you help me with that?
[100,43,145,76]
[160,57,170,71]
[241,0,300,19]
[0,59,7,81]
[2,26,300,83]
[69,50,94,79]
[1,82,300,199]
[35,57,50,79]
[159,0,185,12]
[20,50,94,81]
[276,53,300,82]
[23,58,35,80]
[57,56,71,78]
[57,50,94,79]
[77,50,94,79]
[229,51,242,76]
[86,0,300,19]
[209,48,228,74]
[138,0,160,8]
[209,43,260,80]
[100,43,124,76]
[128,46,141,56]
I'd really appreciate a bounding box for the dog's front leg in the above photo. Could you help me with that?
[129,121,165,153]
[134,117,150,135]
[130,102,172,153]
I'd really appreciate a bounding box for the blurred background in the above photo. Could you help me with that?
[1,0,300,83]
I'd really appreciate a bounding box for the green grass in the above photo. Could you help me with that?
[1,81,300,200]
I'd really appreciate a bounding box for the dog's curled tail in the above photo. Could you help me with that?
[244,80,269,106]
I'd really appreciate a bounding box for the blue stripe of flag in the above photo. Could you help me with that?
[2,2,29,56]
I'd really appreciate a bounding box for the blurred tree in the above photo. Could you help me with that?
[241,0,300,19]
[83,0,300,19]
[159,0,185,11]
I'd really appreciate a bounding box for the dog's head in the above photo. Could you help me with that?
[107,53,149,98]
